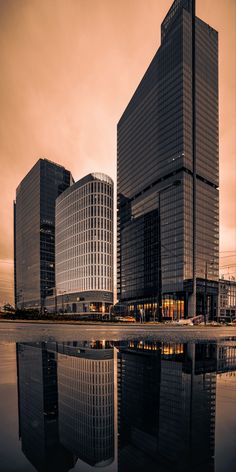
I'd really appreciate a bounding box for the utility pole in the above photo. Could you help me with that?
[55,287,57,315]
[204,261,208,325]
[158,191,162,322]
[62,292,64,314]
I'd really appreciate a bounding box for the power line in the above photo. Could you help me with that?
[220,255,236,259]
[219,264,236,268]
[219,251,236,253]
[219,272,236,276]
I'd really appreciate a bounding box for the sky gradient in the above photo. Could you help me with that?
[0,0,235,304]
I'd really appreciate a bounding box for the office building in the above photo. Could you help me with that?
[117,0,219,319]
[46,173,113,315]
[14,159,72,310]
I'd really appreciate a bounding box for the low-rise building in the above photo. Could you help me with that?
[218,278,236,321]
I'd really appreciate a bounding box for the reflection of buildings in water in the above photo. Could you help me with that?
[16,342,76,472]
[16,340,236,472]
[57,342,116,467]
[118,341,161,471]
[16,341,117,471]
[117,341,231,472]
[158,343,217,471]
[217,342,236,373]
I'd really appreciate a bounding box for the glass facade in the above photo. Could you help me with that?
[54,173,114,314]
[117,0,219,319]
[14,159,72,310]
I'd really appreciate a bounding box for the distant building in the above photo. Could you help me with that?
[14,159,72,310]
[218,278,236,321]
[46,173,114,315]
[117,0,219,320]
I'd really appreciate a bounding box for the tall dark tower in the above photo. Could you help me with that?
[117,0,219,319]
[14,159,73,311]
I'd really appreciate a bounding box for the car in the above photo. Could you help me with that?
[115,316,136,322]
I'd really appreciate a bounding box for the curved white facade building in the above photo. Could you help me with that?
[53,173,113,315]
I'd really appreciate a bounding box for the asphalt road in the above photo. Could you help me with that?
[0,321,235,343]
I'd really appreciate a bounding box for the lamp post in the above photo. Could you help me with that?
[62,291,67,314]
[51,287,58,315]
[157,179,182,322]
[204,261,208,325]
[55,287,57,315]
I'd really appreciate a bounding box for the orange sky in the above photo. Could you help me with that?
[0,0,235,304]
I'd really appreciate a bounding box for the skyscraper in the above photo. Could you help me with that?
[117,0,219,319]
[14,159,72,310]
[46,173,114,315]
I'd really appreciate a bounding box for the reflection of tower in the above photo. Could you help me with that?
[117,340,218,472]
[16,342,76,472]
[118,341,161,471]
[57,343,116,467]
[158,342,217,471]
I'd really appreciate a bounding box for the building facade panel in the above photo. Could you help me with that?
[54,173,114,314]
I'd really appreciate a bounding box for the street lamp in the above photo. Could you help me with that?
[157,179,182,322]
[61,290,67,314]
[50,287,58,315]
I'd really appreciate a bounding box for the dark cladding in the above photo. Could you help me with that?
[117,0,219,319]
[14,159,72,310]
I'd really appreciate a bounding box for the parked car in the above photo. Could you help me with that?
[115,316,136,322]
